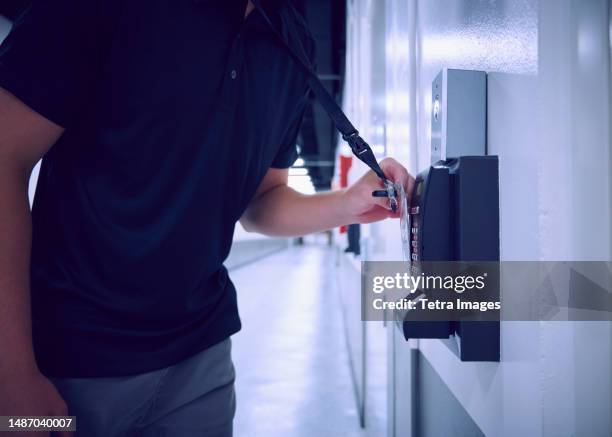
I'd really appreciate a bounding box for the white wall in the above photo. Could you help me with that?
[343,0,612,435]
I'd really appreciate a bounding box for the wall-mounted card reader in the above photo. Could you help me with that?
[399,68,499,362]
[431,69,487,163]
[411,157,499,264]
[401,157,500,361]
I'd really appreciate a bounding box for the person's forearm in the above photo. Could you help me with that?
[241,185,350,237]
[0,168,38,378]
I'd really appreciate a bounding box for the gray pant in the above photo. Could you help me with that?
[51,339,235,437]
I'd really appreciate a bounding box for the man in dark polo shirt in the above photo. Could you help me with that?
[0,1,410,436]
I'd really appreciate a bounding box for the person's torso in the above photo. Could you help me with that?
[29,0,313,376]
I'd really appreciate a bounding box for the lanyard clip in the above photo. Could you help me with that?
[343,132,399,213]
[384,179,399,213]
[371,180,399,213]
[342,131,387,181]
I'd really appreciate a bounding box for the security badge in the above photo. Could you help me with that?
[371,181,399,213]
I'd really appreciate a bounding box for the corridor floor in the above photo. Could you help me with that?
[230,243,385,437]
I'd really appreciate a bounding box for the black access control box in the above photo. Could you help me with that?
[400,156,500,362]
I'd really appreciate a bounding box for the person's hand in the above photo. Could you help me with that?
[341,157,415,224]
[0,368,71,437]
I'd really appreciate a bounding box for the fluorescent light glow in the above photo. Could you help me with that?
[288,175,315,195]
[372,144,386,155]
[289,168,309,176]
[386,94,396,114]
[340,143,352,156]
[386,35,410,63]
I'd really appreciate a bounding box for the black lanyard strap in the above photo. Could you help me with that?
[251,0,388,183]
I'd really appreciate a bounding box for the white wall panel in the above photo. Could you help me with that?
[343,0,612,435]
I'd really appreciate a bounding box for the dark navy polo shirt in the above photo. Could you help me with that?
[0,0,314,377]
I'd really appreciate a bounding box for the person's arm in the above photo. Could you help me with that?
[0,87,70,434]
[241,157,413,237]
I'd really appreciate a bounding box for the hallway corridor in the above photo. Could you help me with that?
[231,243,384,437]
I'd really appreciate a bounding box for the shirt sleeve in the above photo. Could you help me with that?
[0,1,84,128]
[271,92,309,169]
